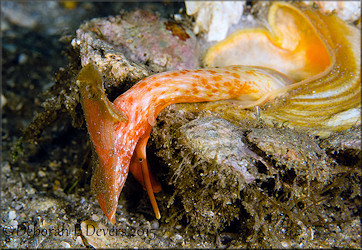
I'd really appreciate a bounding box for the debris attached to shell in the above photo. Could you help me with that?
[162,117,275,233]
[73,9,200,88]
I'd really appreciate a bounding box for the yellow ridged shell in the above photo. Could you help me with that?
[204,2,361,137]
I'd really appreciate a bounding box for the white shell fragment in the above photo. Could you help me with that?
[185,1,244,41]
[304,1,361,23]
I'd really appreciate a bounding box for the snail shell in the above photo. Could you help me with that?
[204,2,361,137]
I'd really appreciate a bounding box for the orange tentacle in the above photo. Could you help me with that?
[131,133,161,219]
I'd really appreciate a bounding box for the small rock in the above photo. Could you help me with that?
[119,217,127,223]
[1,96,6,110]
[31,199,57,212]
[18,53,28,64]
[14,203,23,210]
[38,170,46,177]
[1,2,38,28]
[91,214,100,222]
[2,161,10,173]
[1,19,10,32]
[60,241,71,248]
[216,233,234,248]
[53,180,61,191]
[10,220,18,228]
[151,220,159,230]
[29,172,36,181]
[163,231,172,238]
[76,236,84,246]
[173,233,183,241]
[8,210,17,220]
[26,186,36,195]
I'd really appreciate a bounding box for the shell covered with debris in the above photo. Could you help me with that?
[151,103,360,241]
[155,117,274,233]
[72,9,200,88]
